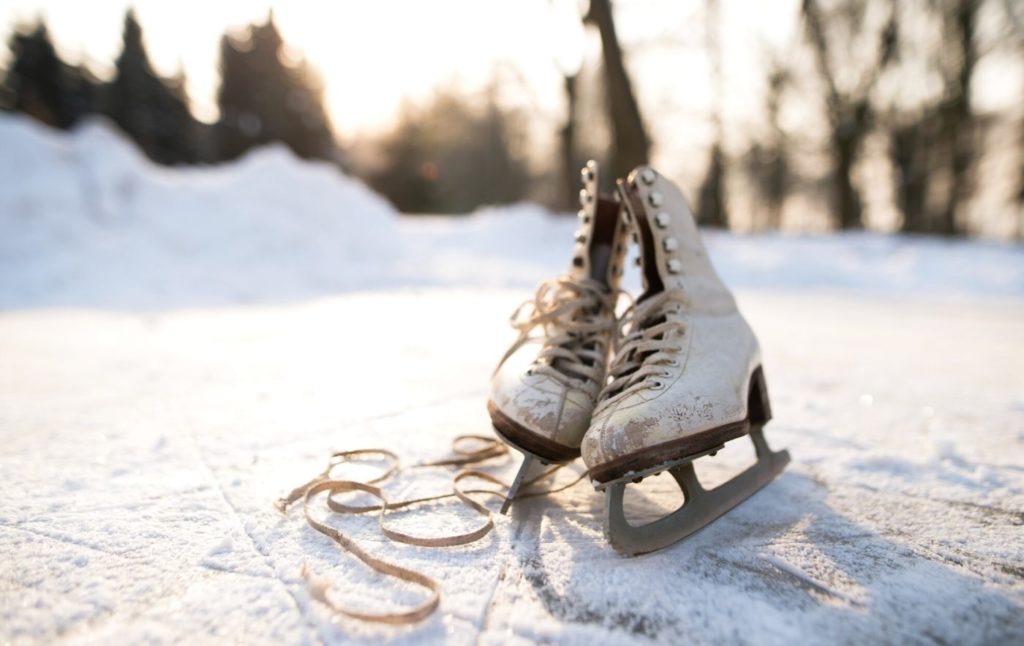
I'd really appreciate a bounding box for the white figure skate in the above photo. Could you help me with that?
[489,161,629,513]
[581,165,790,555]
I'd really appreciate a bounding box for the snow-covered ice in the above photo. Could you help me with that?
[1,114,1022,644]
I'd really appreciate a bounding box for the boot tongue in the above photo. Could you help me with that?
[556,159,619,381]
[570,160,618,288]
[617,177,665,300]
[578,197,619,285]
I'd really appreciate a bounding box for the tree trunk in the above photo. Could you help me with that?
[585,0,650,180]
[892,120,930,233]
[939,0,977,236]
[696,144,728,227]
[832,128,863,230]
[697,0,729,228]
[560,73,579,211]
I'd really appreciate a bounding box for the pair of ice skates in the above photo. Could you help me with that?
[489,162,790,556]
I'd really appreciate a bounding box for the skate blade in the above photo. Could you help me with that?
[500,455,550,515]
[604,426,790,556]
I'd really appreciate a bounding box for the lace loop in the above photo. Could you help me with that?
[495,275,621,387]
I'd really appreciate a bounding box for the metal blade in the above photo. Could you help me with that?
[500,455,549,515]
[604,426,791,555]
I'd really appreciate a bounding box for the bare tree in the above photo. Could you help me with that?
[559,71,580,210]
[744,59,792,230]
[696,0,729,228]
[1000,0,1024,238]
[584,0,651,180]
[936,0,979,236]
[891,116,932,234]
[802,0,898,229]
[889,0,979,236]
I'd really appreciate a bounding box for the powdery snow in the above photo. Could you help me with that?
[1,115,1022,644]
[0,115,398,309]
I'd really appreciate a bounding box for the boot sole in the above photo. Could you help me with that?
[587,366,772,485]
[487,400,581,463]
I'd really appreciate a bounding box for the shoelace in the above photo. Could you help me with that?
[276,435,589,624]
[594,289,688,414]
[494,276,620,387]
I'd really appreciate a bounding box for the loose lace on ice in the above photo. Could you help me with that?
[276,436,589,625]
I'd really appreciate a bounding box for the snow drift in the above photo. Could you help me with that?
[0,114,397,308]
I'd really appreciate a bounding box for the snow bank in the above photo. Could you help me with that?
[0,114,398,308]
[1,113,1022,309]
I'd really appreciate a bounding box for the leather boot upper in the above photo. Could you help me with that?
[490,161,629,454]
[581,166,762,472]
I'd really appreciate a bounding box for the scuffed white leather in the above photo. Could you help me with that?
[490,339,597,448]
[582,167,762,470]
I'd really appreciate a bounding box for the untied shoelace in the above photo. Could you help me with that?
[276,435,589,624]
[495,275,621,387]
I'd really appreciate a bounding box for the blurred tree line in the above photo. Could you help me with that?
[736,0,1022,238]
[1,1,1021,238]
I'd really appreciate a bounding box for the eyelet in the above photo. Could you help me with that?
[666,358,680,367]
[649,380,665,390]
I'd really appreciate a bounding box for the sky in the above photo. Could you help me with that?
[1,0,1020,183]
[0,1,798,134]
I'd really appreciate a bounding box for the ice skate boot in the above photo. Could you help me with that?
[489,161,629,513]
[581,165,790,555]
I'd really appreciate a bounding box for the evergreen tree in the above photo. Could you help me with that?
[216,12,335,162]
[2,22,96,129]
[105,10,197,164]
